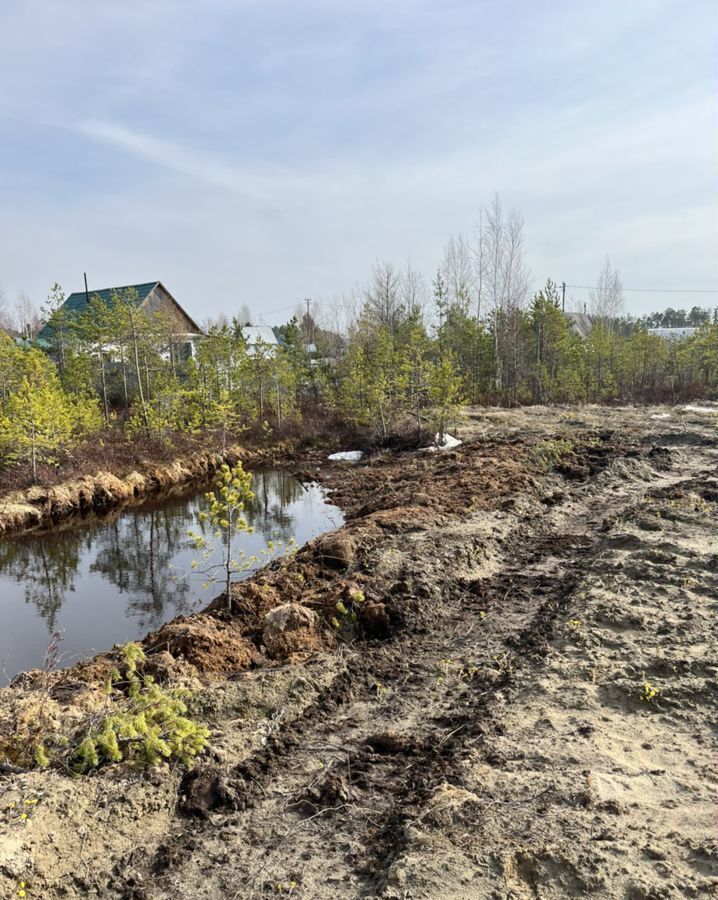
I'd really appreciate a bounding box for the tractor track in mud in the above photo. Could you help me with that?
[115,443,673,900]
[1,406,716,900]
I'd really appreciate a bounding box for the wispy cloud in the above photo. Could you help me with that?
[0,0,715,318]
[76,121,292,205]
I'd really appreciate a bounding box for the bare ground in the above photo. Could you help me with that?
[0,405,716,899]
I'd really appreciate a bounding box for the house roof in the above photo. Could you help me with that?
[241,326,279,346]
[648,327,698,342]
[564,311,593,340]
[37,281,203,343]
[0,325,23,341]
[62,282,159,317]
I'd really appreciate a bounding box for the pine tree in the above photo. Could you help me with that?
[0,350,101,481]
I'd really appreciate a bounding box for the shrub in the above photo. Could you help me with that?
[531,438,573,470]
[71,643,209,772]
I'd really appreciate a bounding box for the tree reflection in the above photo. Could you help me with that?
[0,531,86,631]
[247,470,303,544]
[0,469,334,650]
[90,504,195,631]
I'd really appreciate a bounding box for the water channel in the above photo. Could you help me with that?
[0,470,343,678]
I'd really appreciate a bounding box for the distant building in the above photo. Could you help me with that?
[36,281,203,359]
[648,327,699,342]
[564,311,593,340]
[0,325,23,344]
[241,325,280,357]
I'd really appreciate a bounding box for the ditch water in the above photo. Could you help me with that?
[0,470,344,679]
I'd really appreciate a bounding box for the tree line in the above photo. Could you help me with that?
[1,197,716,481]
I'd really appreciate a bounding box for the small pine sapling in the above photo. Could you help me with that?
[189,462,258,611]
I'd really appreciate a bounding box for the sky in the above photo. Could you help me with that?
[0,0,716,324]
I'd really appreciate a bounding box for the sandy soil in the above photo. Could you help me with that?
[0,404,715,899]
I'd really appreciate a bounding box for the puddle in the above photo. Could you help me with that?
[0,469,343,678]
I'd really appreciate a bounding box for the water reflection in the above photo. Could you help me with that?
[0,535,87,632]
[90,512,194,632]
[0,470,343,677]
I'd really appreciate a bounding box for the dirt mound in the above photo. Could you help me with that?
[144,616,259,673]
[262,603,325,658]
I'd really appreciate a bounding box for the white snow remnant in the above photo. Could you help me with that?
[682,405,717,415]
[328,450,363,462]
[425,433,463,452]
[650,413,671,420]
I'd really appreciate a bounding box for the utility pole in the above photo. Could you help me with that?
[561,281,566,312]
[84,272,90,307]
[304,298,313,344]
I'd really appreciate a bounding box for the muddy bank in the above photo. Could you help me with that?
[0,407,715,899]
[0,441,301,537]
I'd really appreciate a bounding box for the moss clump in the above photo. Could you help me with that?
[532,438,573,470]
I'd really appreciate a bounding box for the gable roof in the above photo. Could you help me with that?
[564,311,593,340]
[61,282,159,318]
[37,281,203,343]
[241,326,279,346]
[648,327,698,342]
[0,325,23,341]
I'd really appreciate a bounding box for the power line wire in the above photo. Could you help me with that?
[565,284,718,294]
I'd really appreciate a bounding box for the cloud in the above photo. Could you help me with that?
[75,121,289,205]
[0,0,715,320]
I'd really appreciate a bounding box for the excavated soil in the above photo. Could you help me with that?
[0,405,716,899]
[0,441,300,537]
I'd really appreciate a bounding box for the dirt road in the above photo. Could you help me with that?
[0,405,715,898]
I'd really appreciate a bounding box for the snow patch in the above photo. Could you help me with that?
[426,433,463,452]
[650,413,671,420]
[328,450,363,462]
[682,405,717,415]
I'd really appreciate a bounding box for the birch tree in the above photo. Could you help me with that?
[589,258,624,328]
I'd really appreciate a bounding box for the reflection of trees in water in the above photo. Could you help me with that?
[90,502,195,632]
[0,470,313,637]
[247,470,303,545]
[0,532,88,632]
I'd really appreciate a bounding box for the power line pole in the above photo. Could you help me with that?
[304,298,313,343]
[561,281,566,312]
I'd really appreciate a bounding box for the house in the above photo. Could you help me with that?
[0,325,23,345]
[241,325,280,358]
[564,311,593,340]
[36,281,204,359]
[647,327,698,342]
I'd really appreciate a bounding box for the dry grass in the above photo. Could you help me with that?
[0,443,285,536]
[0,411,364,537]
[0,500,41,535]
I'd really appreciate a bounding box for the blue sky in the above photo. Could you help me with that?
[1,0,716,323]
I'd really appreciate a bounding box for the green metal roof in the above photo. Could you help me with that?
[37,282,159,342]
[62,282,158,315]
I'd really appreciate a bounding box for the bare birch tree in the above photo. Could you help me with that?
[363,260,406,335]
[441,234,474,315]
[0,284,13,331]
[589,257,623,329]
[473,208,488,321]
[401,263,427,319]
[15,290,40,339]
[478,194,531,394]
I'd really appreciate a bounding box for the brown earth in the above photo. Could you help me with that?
[0,404,716,899]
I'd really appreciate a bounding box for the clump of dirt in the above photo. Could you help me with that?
[262,603,326,658]
[317,532,356,569]
[143,616,259,673]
